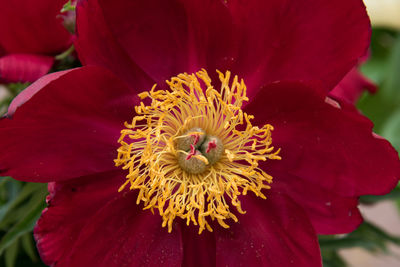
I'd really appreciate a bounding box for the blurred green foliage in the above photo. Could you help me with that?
[0,179,47,267]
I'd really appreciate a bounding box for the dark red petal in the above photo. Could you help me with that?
[215,194,322,267]
[89,0,369,94]
[0,0,71,55]
[272,171,362,235]
[57,192,183,267]
[75,0,154,92]
[180,225,216,267]
[0,54,53,83]
[7,69,72,116]
[223,0,371,94]
[0,66,138,182]
[244,81,400,197]
[34,170,124,266]
[330,67,377,104]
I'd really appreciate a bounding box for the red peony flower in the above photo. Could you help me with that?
[1,0,399,266]
[0,0,72,83]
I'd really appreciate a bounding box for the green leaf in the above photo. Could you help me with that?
[4,239,18,267]
[0,183,44,223]
[0,193,46,256]
[320,221,400,253]
[21,233,37,262]
[380,109,400,152]
[321,250,347,267]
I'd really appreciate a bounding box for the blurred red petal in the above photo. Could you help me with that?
[330,67,377,104]
[0,54,53,83]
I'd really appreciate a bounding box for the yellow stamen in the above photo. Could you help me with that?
[115,69,281,234]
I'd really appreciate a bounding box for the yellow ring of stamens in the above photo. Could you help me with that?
[115,69,281,234]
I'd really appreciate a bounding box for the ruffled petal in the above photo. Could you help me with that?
[0,0,71,55]
[0,66,139,182]
[57,192,183,267]
[0,54,53,83]
[244,81,400,197]
[215,194,322,267]
[34,170,124,266]
[83,0,370,94]
[271,171,362,234]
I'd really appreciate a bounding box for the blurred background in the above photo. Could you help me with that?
[0,0,400,266]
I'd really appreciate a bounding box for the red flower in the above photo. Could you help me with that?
[1,0,399,266]
[0,0,72,83]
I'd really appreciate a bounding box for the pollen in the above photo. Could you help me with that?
[114,69,281,234]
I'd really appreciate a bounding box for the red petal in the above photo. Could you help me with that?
[0,66,138,182]
[222,0,371,95]
[244,81,400,197]
[75,0,154,91]
[82,0,370,94]
[0,0,71,55]
[215,194,322,267]
[330,67,377,104]
[34,170,124,266]
[7,69,72,116]
[57,192,183,267]
[0,54,53,83]
[180,225,216,267]
[272,171,362,234]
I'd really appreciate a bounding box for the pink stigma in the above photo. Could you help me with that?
[206,140,217,153]
[186,144,196,160]
[190,134,200,145]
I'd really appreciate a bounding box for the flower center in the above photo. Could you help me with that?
[176,128,224,174]
[115,69,281,234]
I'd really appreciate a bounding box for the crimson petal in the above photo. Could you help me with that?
[215,194,322,267]
[0,54,53,83]
[180,225,216,267]
[330,67,377,104]
[244,81,400,197]
[34,170,124,266]
[81,0,370,95]
[0,66,139,182]
[0,0,71,55]
[75,0,154,91]
[271,171,362,234]
[57,192,183,267]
